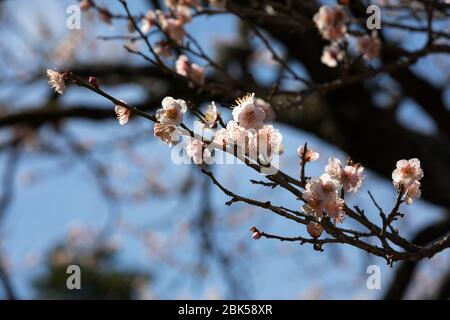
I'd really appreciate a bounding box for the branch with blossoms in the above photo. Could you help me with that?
[41,0,450,267]
[46,67,450,266]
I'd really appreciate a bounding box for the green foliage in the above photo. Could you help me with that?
[33,243,150,299]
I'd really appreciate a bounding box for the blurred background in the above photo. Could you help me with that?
[0,0,449,299]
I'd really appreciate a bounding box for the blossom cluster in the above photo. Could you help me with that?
[301,153,365,237]
[47,67,424,242]
[154,93,281,165]
[298,152,424,238]
[313,5,381,68]
[140,0,224,45]
[392,158,423,205]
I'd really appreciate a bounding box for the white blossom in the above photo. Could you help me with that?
[156,96,187,125]
[47,69,66,94]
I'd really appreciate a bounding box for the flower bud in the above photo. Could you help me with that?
[307,222,324,238]
[252,232,261,240]
[250,226,262,240]
[79,0,92,11]
[88,77,99,89]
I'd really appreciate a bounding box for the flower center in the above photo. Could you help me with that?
[322,183,335,193]
[244,111,255,122]
[165,108,178,119]
[401,165,415,176]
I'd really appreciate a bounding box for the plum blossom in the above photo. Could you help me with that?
[173,5,193,23]
[313,6,349,41]
[160,17,185,44]
[153,123,180,146]
[141,10,158,33]
[175,55,205,85]
[297,145,320,163]
[321,44,345,68]
[392,158,424,187]
[307,222,324,238]
[79,0,92,11]
[323,196,345,223]
[403,181,422,205]
[251,125,283,162]
[356,34,381,60]
[186,138,211,164]
[392,158,423,204]
[304,174,340,204]
[213,128,228,149]
[154,40,172,58]
[225,120,250,150]
[303,173,345,223]
[47,69,66,94]
[325,157,364,193]
[114,101,131,125]
[255,98,276,121]
[156,96,187,125]
[232,93,266,130]
[339,164,364,193]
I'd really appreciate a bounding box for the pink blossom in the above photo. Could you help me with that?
[154,40,172,58]
[153,123,180,146]
[175,55,205,84]
[303,173,346,223]
[313,6,348,41]
[321,44,345,68]
[325,157,342,179]
[339,164,364,193]
[141,10,158,33]
[323,197,345,223]
[303,174,340,213]
[175,54,190,76]
[325,158,364,193]
[156,96,187,125]
[186,138,211,164]
[79,0,92,11]
[47,69,66,94]
[297,145,320,162]
[251,125,283,162]
[114,101,131,125]
[225,120,250,152]
[255,98,276,121]
[392,158,424,187]
[356,34,381,60]
[213,128,228,149]
[160,17,185,44]
[232,93,266,130]
[173,5,192,23]
[189,63,205,84]
[403,181,422,205]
